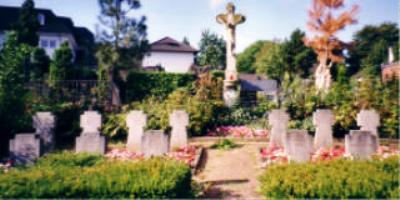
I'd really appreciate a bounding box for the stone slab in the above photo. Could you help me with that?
[284,130,314,163]
[169,110,189,149]
[80,111,102,134]
[142,130,170,157]
[126,110,147,151]
[268,109,289,146]
[345,130,379,160]
[75,133,106,154]
[9,134,41,164]
[33,112,55,152]
[357,109,380,136]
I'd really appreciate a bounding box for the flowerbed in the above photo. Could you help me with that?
[260,144,399,167]
[106,145,201,167]
[207,126,268,138]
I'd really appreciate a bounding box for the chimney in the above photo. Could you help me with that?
[388,47,394,63]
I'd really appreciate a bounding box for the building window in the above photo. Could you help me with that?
[38,13,45,26]
[41,40,48,48]
[49,40,57,48]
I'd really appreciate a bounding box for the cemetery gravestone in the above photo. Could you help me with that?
[75,111,106,154]
[345,130,379,159]
[126,110,147,151]
[313,109,334,149]
[142,130,170,157]
[169,110,189,149]
[357,109,380,136]
[284,130,314,162]
[33,112,55,152]
[9,134,41,164]
[268,109,289,146]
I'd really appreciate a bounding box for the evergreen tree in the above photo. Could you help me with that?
[15,0,40,46]
[196,29,226,68]
[31,47,50,80]
[0,32,30,156]
[182,37,190,46]
[49,42,73,84]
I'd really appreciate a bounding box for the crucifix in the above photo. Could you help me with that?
[217,2,246,82]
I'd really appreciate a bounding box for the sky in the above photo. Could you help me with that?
[1,0,398,52]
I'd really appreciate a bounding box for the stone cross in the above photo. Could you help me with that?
[10,134,41,164]
[80,111,102,134]
[284,130,314,163]
[126,110,147,152]
[357,109,380,136]
[33,112,56,152]
[268,109,289,146]
[169,110,189,149]
[142,130,170,158]
[216,2,246,82]
[76,111,106,154]
[313,109,334,149]
[345,130,379,160]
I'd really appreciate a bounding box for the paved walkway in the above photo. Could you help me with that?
[193,141,267,199]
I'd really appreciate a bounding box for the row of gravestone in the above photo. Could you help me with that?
[9,110,190,164]
[268,109,380,162]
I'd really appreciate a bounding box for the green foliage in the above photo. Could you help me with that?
[348,23,399,75]
[196,29,226,67]
[255,43,285,81]
[30,47,50,80]
[0,152,193,198]
[97,0,148,70]
[210,139,239,150]
[125,71,195,102]
[49,42,73,84]
[0,32,31,156]
[237,40,265,73]
[15,0,40,46]
[259,156,400,199]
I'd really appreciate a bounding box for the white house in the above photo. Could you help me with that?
[0,6,93,59]
[142,37,198,73]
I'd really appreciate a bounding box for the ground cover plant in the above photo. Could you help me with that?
[0,152,193,198]
[210,139,240,150]
[259,155,400,199]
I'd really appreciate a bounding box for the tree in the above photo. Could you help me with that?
[49,42,73,84]
[347,23,399,75]
[0,32,30,156]
[15,0,40,46]
[97,0,148,105]
[255,43,286,82]
[237,40,264,73]
[282,29,316,78]
[30,47,50,80]
[182,37,190,46]
[304,0,358,92]
[196,29,226,68]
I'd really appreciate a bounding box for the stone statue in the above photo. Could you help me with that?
[216,2,245,107]
[216,2,246,82]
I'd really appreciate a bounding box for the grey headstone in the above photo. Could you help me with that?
[9,134,41,164]
[345,130,379,160]
[80,111,102,134]
[357,109,380,136]
[75,111,106,154]
[313,109,334,149]
[169,110,189,149]
[126,110,147,151]
[142,130,170,157]
[268,109,289,146]
[33,112,55,152]
[75,133,106,154]
[284,130,314,163]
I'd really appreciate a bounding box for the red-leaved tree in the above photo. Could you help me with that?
[304,0,358,92]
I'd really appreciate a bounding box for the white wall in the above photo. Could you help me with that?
[142,51,195,73]
[39,33,77,58]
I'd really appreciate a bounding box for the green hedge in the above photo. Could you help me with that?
[259,156,400,199]
[0,152,192,198]
[125,71,195,102]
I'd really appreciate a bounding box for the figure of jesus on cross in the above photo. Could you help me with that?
[217,2,246,83]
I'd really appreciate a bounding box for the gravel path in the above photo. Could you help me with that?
[193,141,267,199]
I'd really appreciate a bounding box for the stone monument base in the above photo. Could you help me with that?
[223,80,239,107]
[76,133,106,154]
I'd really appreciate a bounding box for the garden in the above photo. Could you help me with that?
[0,0,399,199]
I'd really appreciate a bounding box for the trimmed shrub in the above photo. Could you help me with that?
[0,152,192,198]
[125,71,195,102]
[259,156,400,199]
